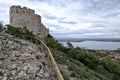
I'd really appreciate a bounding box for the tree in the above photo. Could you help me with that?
[66,42,73,48]
[116,48,120,53]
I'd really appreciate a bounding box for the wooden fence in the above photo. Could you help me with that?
[36,38,64,80]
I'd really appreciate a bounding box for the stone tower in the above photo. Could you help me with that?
[10,5,48,38]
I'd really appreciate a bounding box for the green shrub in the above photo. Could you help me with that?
[66,42,73,48]
[0,26,2,32]
[46,34,70,53]
[5,25,41,44]
[0,22,3,32]
[61,71,70,80]
[68,48,100,69]
[45,28,120,80]
[101,57,120,75]
[116,48,120,53]
[50,48,68,64]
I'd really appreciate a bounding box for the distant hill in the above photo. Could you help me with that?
[57,38,120,42]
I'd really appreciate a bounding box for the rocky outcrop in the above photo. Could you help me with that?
[0,32,56,80]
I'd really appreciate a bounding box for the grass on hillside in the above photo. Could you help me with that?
[46,33,120,80]
[0,24,120,80]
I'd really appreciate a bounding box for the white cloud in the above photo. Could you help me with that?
[0,0,120,38]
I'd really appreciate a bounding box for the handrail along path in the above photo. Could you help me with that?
[35,37,64,80]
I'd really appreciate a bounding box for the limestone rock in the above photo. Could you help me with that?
[0,32,56,80]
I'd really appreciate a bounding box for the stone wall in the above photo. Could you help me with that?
[10,5,48,38]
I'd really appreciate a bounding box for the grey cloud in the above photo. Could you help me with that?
[17,0,120,38]
[44,23,59,27]
[58,20,77,24]
[0,10,6,13]
[80,0,120,16]
[57,17,65,21]
[29,0,79,7]
[102,12,120,18]
[1,0,120,38]
[44,14,57,20]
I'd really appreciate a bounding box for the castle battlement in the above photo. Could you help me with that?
[10,5,48,39]
[10,5,35,15]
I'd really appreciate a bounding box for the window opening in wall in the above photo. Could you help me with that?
[11,10,13,13]
[22,10,25,14]
[16,10,18,13]
[29,11,31,14]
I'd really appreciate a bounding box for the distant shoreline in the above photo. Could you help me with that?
[57,38,120,42]
[60,41,120,50]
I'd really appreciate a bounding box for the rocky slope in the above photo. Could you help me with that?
[0,32,56,80]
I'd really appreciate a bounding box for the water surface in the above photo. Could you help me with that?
[62,41,120,50]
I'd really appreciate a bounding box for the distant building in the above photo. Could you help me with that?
[10,5,49,39]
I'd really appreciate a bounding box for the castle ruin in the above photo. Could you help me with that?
[10,5,48,39]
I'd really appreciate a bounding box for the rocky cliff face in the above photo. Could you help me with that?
[0,32,56,80]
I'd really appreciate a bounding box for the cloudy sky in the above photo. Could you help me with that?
[0,0,120,38]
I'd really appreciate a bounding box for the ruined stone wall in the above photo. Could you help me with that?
[10,5,48,38]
